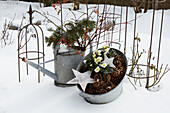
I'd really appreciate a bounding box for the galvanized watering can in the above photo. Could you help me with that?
[22,45,83,86]
[76,48,128,104]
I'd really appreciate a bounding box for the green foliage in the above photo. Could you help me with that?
[45,26,64,49]
[84,47,116,74]
[45,18,96,50]
[65,18,96,39]
[106,49,117,58]
[100,65,114,74]
[65,18,96,48]
[44,0,53,7]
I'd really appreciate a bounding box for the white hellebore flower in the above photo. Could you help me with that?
[83,60,87,64]
[104,47,110,53]
[93,51,96,55]
[92,53,96,58]
[94,66,100,73]
[103,45,108,49]
[94,50,101,56]
[97,50,102,56]
[100,63,108,68]
[94,57,103,64]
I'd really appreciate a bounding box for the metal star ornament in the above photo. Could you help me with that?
[67,69,93,91]
[103,53,115,68]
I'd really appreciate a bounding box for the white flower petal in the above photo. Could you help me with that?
[94,66,100,73]
[83,60,87,64]
[100,63,108,68]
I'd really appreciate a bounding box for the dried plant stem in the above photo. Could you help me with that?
[35,11,59,27]
[137,65,142,87]
[139,75,142,87]
[148,64,170,88]
[0,16,15,47]
[128,77,137,90]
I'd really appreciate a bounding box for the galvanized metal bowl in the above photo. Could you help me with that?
[76,48,128,104]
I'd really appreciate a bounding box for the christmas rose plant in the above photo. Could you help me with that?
[83,45,117,74]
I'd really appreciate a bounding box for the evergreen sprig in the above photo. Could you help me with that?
[45,26,64,49]
[45,18,96,51]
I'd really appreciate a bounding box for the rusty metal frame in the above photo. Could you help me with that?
[18,5,45,83]
[123,0,166,89]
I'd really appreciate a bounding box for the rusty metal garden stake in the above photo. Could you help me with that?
[18,5,45,83]
[126,0,166,89]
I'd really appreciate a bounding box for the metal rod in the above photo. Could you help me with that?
[132,11,137,61]
[37,25,45,76]
[18,31,21,82]
[96,0,100,49]
[111,0,116,46]
[131,1,137,83]
[86,0,92,53]
[60,2,63,29]
[105,5,107,42]
[146,0,156,88]
[119,0,123,42]
[97,2,106,49]
[156,2,165,78]
[131,0,166,4]
[32,25,40,83]
[25,27,28,75]
[104,4,107,41]
[124,2,128,55]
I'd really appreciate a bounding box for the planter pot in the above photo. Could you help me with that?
[54,45,84,86]
[76,48,127,104]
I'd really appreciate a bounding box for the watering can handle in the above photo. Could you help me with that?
[109,42,121,50]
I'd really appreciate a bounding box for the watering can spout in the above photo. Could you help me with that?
[22,58,57,81]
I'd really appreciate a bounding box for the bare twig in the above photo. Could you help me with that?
[128,77,137,90]
[147,64,170,88]
[0,16,15,47]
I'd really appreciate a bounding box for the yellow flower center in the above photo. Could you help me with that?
[94,57,102,64]
[94,66,100,73]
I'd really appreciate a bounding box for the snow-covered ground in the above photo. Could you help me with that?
[0,1,170,113]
